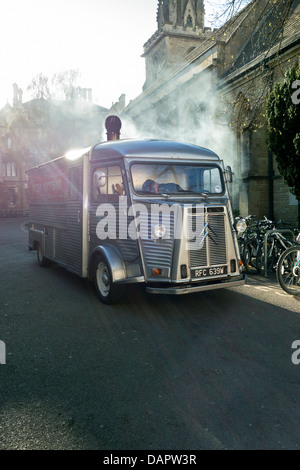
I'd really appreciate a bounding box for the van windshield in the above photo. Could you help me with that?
[131,163,224,195]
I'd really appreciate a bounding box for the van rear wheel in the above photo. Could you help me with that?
[93,256,122,304]
[36,243,50,267]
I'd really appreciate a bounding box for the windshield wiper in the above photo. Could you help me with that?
[139,190,208,199]
[177,189,209,198]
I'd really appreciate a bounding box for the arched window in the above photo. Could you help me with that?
[186,15,193,27]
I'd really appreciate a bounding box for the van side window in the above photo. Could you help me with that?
[93,165,124,201]
[203,167,222,193]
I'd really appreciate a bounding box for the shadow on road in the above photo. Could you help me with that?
[1,218,300,450]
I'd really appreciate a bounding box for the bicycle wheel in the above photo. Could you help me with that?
[277,246,300,296]
[242,240,259,274]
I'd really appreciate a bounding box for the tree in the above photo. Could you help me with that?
[51,69,81,101]
[266,60,300,202]
[27,73,51,100]
[214,0,296,133]
[206,0,293,27]
[206,0,251,26]
[27,69,82,102]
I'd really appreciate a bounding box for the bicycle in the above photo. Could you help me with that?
[234,215,261,274]
[276,232,300,295]
[256,228,295,275]
[234,215,257,266]
[242,217,274,274]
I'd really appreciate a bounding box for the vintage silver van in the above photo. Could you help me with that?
[28,116,246,303]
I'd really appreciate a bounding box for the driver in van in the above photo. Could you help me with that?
[142,179,183,194]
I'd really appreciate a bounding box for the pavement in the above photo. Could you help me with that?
[247,272,279,287]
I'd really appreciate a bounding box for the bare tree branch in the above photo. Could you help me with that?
[206,0,251,27]
[216,0,295,132]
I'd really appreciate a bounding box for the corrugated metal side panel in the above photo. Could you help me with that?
[66,202,82,274]
[27,157,88,275]
[29,204,66,228]
[28,156,68,267]
[28,204,67,265]
[89,202,139,262]
[55,228,67,263]
[65,159,84,276]
[139,208,175,270]
[45,227,54,259]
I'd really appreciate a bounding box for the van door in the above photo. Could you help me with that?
[66,163,84,276]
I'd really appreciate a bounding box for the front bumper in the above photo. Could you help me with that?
[146,275,247,295]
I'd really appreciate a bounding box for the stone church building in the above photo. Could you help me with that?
[0,86,108,216]
[1,0,299,224]
[120,0,300,226]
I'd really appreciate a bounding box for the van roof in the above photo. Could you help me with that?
[27,138,220,173]
[91,139,220,161]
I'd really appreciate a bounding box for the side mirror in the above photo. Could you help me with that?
[94,171,106,188]
[225,166,233,183]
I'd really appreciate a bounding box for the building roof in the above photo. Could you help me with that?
[221,0,300,78]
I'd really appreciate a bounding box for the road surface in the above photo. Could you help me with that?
[0,217,299,450]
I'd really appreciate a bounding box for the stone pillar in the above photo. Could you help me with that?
[239,130,250,215]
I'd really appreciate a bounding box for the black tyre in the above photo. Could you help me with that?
[36,243,51,267]
[93,255,122,304]
[277,246,300,296]
[241,240,259,274]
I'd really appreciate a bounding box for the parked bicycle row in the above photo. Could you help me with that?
[234,215,300,295]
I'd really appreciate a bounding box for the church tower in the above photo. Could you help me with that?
[143,0,210,89]
[157,0,205,30]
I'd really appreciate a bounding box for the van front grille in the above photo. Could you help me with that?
[188,211,227,268]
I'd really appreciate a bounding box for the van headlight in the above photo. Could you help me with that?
[154,224,167,239]
[235,218,247,234]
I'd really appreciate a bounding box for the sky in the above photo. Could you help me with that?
[0,0,223,110]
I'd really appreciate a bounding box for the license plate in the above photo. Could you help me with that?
[191,266,228,278]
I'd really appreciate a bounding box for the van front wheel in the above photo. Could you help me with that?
[93,256,122,304]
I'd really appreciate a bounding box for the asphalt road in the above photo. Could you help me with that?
[0,217,300,450]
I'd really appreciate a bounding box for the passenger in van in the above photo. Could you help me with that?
[142,179,183,194]
[142,179,159,193]
[112,183,124,195]
[116,183,124,195]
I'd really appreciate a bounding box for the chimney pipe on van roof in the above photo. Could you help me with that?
[105,115,122,141]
